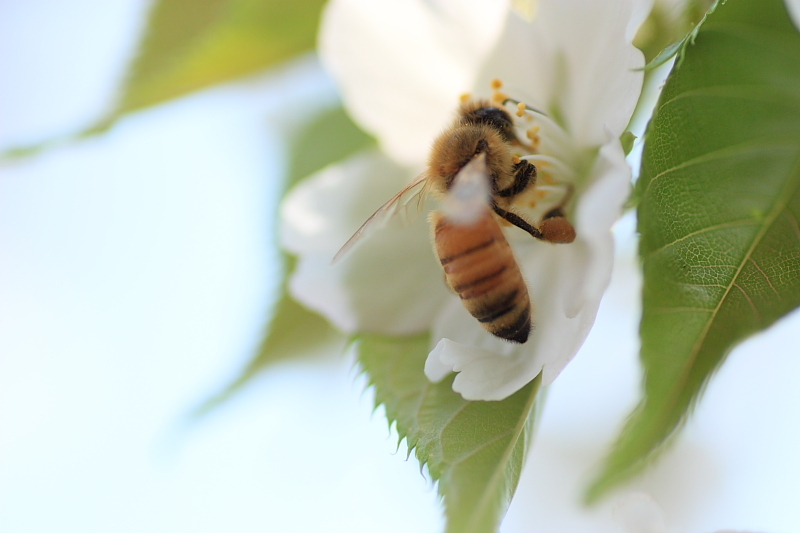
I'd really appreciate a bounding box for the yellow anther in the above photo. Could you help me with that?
[537,189,548,199]
[491,79,503,90]
[526,126,541,149]
[511,155,521,164]
[492,91,509,104]
[459,93,472,103]
[516,102,527,117]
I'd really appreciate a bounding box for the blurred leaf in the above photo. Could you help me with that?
[588,0,800,501]
[194,256,346,415]
[1,0,327,160]
[116,0,327,114]
[286,106,375,188]
[359,334,541,533]
[195,106,373,413]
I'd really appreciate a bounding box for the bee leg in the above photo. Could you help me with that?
[491,203,546,240]
[539,184,576,244]
[496,160,536,198]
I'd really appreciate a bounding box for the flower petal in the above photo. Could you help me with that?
[281,151,450,334]
[475,0,649,147]
[319,0,509,165]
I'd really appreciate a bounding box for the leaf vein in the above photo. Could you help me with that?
[646,219,760,257]
[733,282,761,322]
[643,138,798,190]
[444,432,513,467]
[748,257,780,297]
[658,86,800,110]
[650,306,714,314]
[657,149,800,429]
[458,378,539,533]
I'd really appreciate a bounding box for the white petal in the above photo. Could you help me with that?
[427,336,541,401]
[524,134,632,386]
[511,0,538,21]
[563,129,632,318]
[786,0,800,32]
[477,0,648,147]
[281,151,450,335]
[319,0,509,165]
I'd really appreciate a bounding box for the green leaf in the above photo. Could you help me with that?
[642,0,721,71]
[116,0,327,115]
[620,131,637,157]
[193,256,346,416]
[194,107,373,413]
[358,334,541,533]
[1,0,328,160]
[286,106,375,188]
[588,0,800,501]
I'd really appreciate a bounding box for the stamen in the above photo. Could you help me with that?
[502,97,547,117]
[460,93,472,103]
[491,79,503,90]
[527,112,571,148]
[522,154,577,182]
[527,184,571,208]
[501,98,572,152]
[526,126,541,150]
[511,155,521,164]
[492,91,509,104]
[516,102,527,117]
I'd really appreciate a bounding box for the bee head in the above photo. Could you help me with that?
[429,125,512,192]
[458,100,518,143]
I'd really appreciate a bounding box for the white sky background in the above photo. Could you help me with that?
[1,2,799,532]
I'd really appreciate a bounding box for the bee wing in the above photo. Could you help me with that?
[332,172,431,264]
[440,153,492,225]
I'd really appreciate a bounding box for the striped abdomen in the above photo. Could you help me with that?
[431,211,532,343]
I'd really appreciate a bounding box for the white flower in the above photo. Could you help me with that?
[281,0,651,400]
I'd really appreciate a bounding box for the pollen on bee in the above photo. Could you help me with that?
[512,155,521,164]
[460,92,472,103]
[516,102,527,117]
[491,78,503,90]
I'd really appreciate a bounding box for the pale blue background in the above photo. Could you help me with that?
[1,2,799,532]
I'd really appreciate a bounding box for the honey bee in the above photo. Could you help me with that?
[333,97,575,344]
